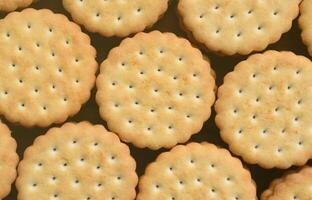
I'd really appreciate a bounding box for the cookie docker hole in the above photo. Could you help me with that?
[168,125,173,130]
[262,129,268,135]
[236,32,242,37]
[274,107,280,112]
[96,165,101,170]
[294,117,300,122]
[252,73,257,78]
[296,70,301,75]
[134,100,140,105]
[277,148,283,153]
[136,7,142,13]
[273,10,279,16]
[233,109,238,115]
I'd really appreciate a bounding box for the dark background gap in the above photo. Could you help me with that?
[0,0,311,199]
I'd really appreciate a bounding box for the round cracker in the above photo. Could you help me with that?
[261,167,312,200]
[0,121,19,199]
[216,50,312,168]
[299,0,312,56]
[0,0,37,12]
[16,121,138,200]
[0,9,97,127]
[96,31,215,149]
[178,0,300,55]
[62,0,169,37]
[137,142,257,200]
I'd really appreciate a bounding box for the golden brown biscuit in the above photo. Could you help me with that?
[299,0,312,56]
[137,142,257,200]
[0,9,97,127]
[96,31,215,149]
[216,50,312,168]
[0,0,37,12]
[63,0,169,37]
[261,167,312,200]
[16,121,138,200]
[0,121,19,199]
[178,0,300,55]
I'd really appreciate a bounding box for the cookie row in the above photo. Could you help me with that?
[1,121,311,199]
[0,8,311,168]
[2,0,312,56]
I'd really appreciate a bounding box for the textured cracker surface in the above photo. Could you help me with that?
[215,51,312,169]
[96,31,215,149]
[16,121,138,200]
[261,167,312,200]
[178,0,300,55]
[62,0,168,37]
[0,121,18,199]
[299,0,312,56]
[137,142,256,200]
[0,0,35,12]
[0,9,97,127]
